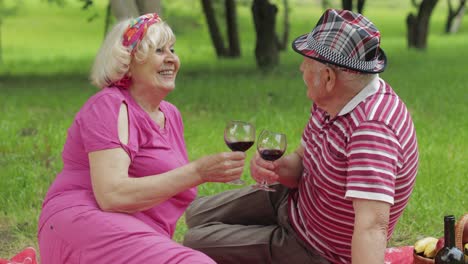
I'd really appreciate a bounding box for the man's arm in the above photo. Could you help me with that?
[351,198,390,264]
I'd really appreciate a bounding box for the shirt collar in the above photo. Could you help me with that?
[337,74,380,116]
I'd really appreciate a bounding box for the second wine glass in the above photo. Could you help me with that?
[252,129,287,192]
[224,120,255,185]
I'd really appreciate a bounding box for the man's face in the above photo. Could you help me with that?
[300,58,327,102]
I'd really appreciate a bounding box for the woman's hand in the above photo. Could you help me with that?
[194,152,246,183]
[250,152,280,184]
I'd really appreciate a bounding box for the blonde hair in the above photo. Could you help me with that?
[90,18,176,89]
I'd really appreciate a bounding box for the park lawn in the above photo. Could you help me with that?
[1,0,467,259]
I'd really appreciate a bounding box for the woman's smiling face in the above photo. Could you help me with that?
[130,42,180,94]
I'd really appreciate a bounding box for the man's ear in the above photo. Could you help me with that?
[323,66,336,93]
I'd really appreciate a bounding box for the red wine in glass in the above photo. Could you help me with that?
[226,141,254,152]
[224,120,256,185]
[252,130,287,192]
[259,149,284,161]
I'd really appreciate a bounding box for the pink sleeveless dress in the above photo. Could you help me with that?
[38,87,215,264]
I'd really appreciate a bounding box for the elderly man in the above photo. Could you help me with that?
[183,9,419,264]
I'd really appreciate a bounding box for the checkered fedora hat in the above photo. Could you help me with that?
[292,9,387,73]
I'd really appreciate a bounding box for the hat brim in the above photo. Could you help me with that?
[292,34,387,74]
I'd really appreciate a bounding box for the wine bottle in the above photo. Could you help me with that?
[434,215,464,264]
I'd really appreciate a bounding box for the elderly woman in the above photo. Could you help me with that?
[37,13,245,264]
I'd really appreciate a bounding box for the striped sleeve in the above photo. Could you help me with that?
[345,121,400,204]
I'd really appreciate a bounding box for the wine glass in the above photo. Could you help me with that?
[224,120,256,185]
[252,129,287,192]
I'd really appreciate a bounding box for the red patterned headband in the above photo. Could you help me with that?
[122,13,162,54]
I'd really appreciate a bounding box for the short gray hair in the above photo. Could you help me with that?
[90,19,176,89]
[324,63,376,87]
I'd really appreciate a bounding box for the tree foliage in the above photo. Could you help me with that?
[1,0,456,67]
[0,0,21,64]
[45,0,67,7]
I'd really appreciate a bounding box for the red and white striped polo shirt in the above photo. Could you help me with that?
[288,76,419,264]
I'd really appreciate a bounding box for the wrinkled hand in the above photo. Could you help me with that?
[250,152,280,184]
[194,152,246,183]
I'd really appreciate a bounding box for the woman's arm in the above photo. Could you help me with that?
[351,198,390,264]
[89,148,245,213]
[89,103,245,213]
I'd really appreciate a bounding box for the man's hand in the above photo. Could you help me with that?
[250,152,279,184]
[250,146,305,188]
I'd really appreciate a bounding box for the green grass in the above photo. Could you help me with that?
[1,0,467,259]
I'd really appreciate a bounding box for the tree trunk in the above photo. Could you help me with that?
[110,0,139,20]
[136,0,163,16]
[0,0,5,64]
[322,0,331,10]
[341,0,366,14]
[357,0,365,13]
[342,0,353,10]
[225,0,241,57]
[110,0,162,20]
[449,5,465,32]
[445,0,466,33]
[0,21,2,64]
[252,0,279,70]
[406,14,417,48]
[201,0,228,57]
[341,0,365,13]
[103,1,112,38]
[277,0,289,50]
[406,0,439,49]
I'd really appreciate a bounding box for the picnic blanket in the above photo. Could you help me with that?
[1,245,414,264]
[0,247,37,264]
[385,246,414,264]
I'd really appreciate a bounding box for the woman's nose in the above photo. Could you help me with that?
[164,51,175,62]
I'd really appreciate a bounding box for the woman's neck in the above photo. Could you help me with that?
[129,85,165,114]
